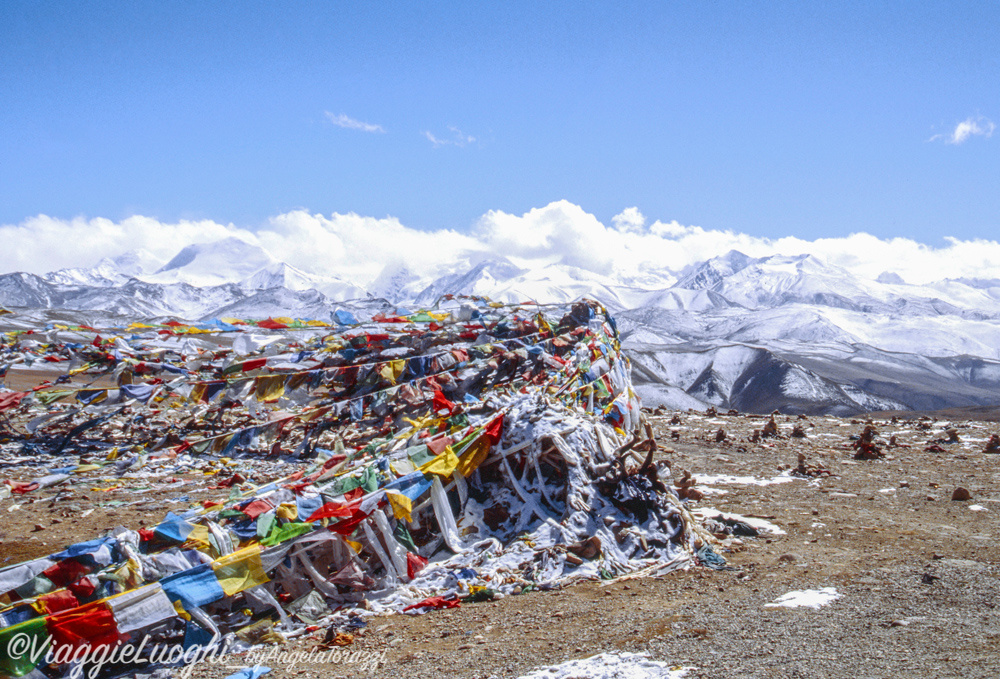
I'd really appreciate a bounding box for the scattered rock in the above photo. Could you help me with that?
[951,487,971,501]
[984,434,1000,454]
[566,535,602,559]
[675,470,704,501]
[853,424,884,460]
[794,452,831,478]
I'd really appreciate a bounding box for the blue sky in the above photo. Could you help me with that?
[1,2,997,244]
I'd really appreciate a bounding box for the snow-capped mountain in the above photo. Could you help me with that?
[45,250,161,287]
[241,262,368,300]
[4,241,1000,416]
[143,237,279,286]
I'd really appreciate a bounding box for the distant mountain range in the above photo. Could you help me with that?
[3,237,999,416]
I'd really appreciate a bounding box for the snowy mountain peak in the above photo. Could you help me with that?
[414,256,527,305]
[369,261,424,301]
[675,250,754,290]
[877,271,906,285]
[147,238,277,286]
[241,262,369,302]
[45,249,163,287]
[101,249,161,276]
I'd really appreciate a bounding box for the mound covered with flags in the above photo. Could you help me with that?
[0,297,718,678]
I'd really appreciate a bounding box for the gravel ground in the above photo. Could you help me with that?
[6,410,1000,678]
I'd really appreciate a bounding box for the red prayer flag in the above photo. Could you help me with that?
[432,390,454,415]
[47,600,123,652]
[406,552,428,579]
[484,414,504,444]
[402,595,460,613]
[0,391,27,411]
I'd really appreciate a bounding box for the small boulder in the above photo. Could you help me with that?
[984,434,1000,454]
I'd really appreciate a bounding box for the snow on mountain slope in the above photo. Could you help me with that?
[61,280,246,318]
[241,262,369,301]
[675,251,1000,318]
[144,237,278,286]
[46,250,164,287]
[697,253,879,310]
[618,296,1000,414]
[413,257,528,305]
[369,261,428,302]
[209,289,395,323]
[628,287,739,312]
[674,250,755,290]
[625,340,905,415]
[412,259,646,309]
[0,272,62,308]
[208,288,340,321]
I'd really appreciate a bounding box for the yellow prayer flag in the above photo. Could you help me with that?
[455,437,491,478]
[183,524,211,550]
[378,364,395,384]
[212,545,269,596]
[189,383,208,403]
[386,491,413,522]
[255,375,286,403]
[275,502,298,520]
[418,445,460,478]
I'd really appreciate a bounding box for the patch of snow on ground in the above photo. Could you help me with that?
[764,587,841,609]
[518,653,691,679]
[695,470,797,486]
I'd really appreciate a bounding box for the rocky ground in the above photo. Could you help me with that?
[5,410,1000,678]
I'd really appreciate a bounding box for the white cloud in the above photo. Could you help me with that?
[0,214,252,275]
[929,115,995,144]
[424,126,476,148]
[612,207,646,234]
[324,112,385,133]
[4,202,1000,288]
[476,201,616,274]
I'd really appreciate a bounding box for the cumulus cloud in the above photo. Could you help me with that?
[424,126,476,147]
[477,202,617,274]
[255,211,482,285]
[611,207,646,234]
[0,214,252,275]
[929,115,995,144]
[324,112,385,133]
[3,202,1000,288]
